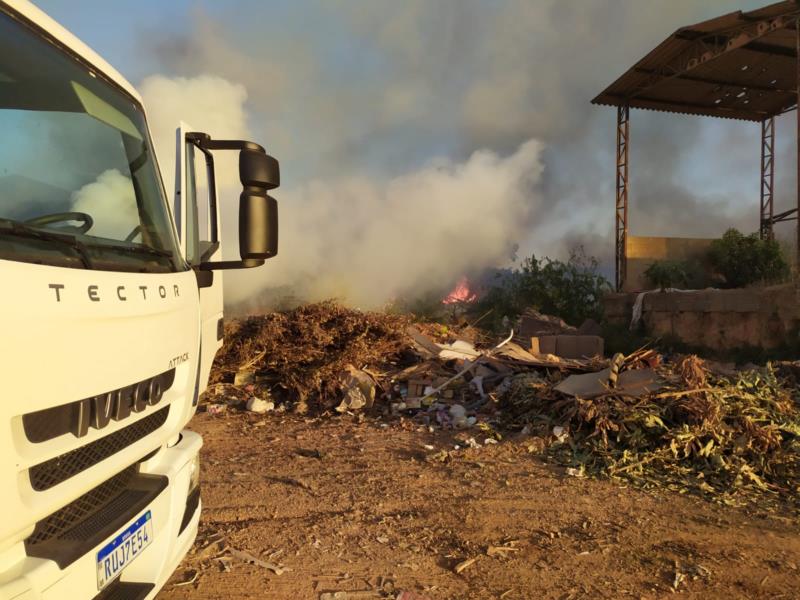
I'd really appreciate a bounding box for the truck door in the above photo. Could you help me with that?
[174,123,224,396]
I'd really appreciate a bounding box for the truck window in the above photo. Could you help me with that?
[0,10,182,273]
[185,142,217,266]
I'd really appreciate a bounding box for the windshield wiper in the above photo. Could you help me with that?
[84,241,175,262]
[0,218,93,268]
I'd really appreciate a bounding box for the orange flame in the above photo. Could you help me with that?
[443,276,477,304]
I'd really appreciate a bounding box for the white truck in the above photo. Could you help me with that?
[0,2,279,598]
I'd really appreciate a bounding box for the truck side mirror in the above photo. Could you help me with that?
[239,149,279,260]
[186,133,281,271]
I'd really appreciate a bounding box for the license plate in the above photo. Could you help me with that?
[96,511,153,590]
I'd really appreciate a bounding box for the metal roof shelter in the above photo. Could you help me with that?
[593,0,800,291]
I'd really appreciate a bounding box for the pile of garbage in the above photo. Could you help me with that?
[211,301,412,413]
[504,353,800,505]
[210,302,606,414]
[207,301,800,504]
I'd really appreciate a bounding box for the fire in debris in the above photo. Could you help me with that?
[442,275,477,304]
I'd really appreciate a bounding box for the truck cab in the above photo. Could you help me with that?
[0,2,279,598]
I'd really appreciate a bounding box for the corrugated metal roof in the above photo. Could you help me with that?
[592,1,800,121]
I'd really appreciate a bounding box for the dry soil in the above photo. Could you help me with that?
[156,410,800,600]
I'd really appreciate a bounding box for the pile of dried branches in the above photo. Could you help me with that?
[505,355,800,505]
[212,301,412,410]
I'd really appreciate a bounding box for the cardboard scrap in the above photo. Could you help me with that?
[407,326,443,357]
[554,367,663,399]
[530,335,604,359]
[495,342,600,372]
[437,339,482,360]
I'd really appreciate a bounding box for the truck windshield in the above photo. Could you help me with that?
[0,10,181,273]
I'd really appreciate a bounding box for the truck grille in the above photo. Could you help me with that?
[27,466,138,546]
[22,368,175,443]
[25,463,167,568]
[29,406,170,491]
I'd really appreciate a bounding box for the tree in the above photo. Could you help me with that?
[708,228,789,288]
[643,260,691,290]
[475,247,611,328]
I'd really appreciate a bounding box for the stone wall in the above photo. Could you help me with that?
[604,284,800,351]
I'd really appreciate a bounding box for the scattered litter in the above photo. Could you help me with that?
[230,548,289,575]
[296,448,325,460]
[437,339,481,361]
[337,366,376,413]
[530,334,604,359]
[487,542,521,557]
[215,556,232,572]
[319,592,379,600]
[233,369,255,386]
[172,568,199,588]
[206,403,227,415]
[449,404,467,428]
[246,397,274,414]
[267,475,316,495]
[552,426,569,443]
[672,560,686,590]
[554,367,662,399]
[395,592,431,600]
[454,556,478,574]
[517,308,577,339]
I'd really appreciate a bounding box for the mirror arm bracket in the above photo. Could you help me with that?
[184,131,279,267]
[186,132,265,154]
[199,258,266,271]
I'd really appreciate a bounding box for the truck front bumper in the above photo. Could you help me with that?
[0,430,202,600]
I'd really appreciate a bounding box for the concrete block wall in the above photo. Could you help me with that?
[604,284,800,351]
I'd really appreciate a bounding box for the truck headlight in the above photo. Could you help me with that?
[188,454,200,492]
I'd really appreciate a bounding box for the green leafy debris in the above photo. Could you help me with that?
[503,354,800,507]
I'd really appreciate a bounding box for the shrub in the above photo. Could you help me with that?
[643,260,691,290]
[473,247,612,329]
[708,228,789,288]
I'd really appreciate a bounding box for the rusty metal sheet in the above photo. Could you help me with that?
[593,1,800,121]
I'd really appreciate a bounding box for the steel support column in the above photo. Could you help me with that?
[760,117,775,240]
[615,105,630,292]
[796,18,800,270]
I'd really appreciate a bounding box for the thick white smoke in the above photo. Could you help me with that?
[266,141,543,307]
[136,2,784,309]
[142,75,544,307]
[141,75,248,198]
[71,169,139,240]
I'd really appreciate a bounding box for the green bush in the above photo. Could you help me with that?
[708,228,789,288]
[473,247,612,330]
[387,289,451,322]
[643,260,691,290]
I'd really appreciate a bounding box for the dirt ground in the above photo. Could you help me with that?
[157,411,800,600]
